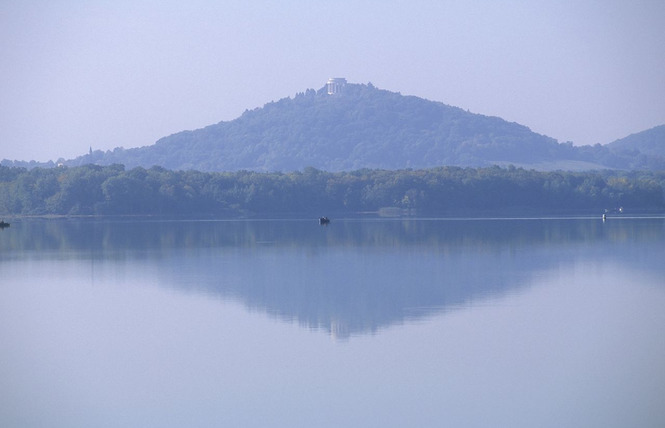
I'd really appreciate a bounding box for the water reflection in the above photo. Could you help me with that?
[2,217,664,338]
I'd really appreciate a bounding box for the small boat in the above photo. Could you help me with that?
[0,220,9,228]
[319,217,330,225]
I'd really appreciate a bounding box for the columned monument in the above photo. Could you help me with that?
[327,77,347,95]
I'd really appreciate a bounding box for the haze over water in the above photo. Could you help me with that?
[1,217,664,427]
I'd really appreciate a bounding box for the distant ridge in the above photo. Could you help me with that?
[608,125,665,157]
[4,82,664,171]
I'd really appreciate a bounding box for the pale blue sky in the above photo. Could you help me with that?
[1,0,664,162]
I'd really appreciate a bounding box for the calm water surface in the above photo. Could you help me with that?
[1,217,664,427]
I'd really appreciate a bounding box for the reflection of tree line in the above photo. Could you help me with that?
[2,218,663,254]
[3,219,662,338]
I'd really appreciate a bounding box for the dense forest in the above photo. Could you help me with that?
[1,164,663,217]
[4,83,663,172]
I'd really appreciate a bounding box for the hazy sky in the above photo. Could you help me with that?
[1,0,664,162]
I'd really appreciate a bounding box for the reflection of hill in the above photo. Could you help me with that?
[171,244,541,339]
[2,218,663,338]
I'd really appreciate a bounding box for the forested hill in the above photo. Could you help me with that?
[4,83,663,172]
[40,83,662,172]
[607,125,665,158]
[139,83,568,171]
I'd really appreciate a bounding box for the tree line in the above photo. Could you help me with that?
[1,164,663,217]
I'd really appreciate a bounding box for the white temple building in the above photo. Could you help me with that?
[327,78,347,95]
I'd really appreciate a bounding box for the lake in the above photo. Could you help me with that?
[1,217,664,428]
